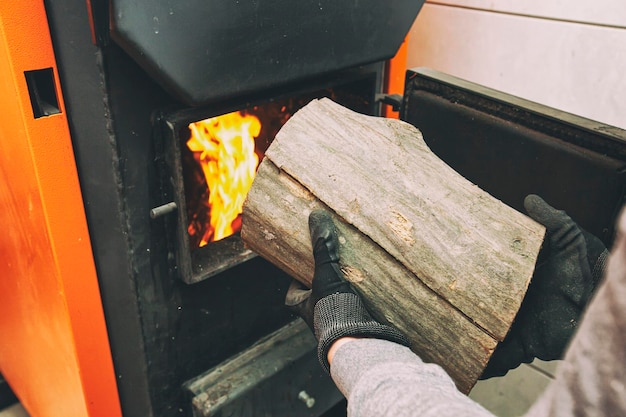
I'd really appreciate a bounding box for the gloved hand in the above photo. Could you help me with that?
[481,194,609,379]
[285,209,410,374]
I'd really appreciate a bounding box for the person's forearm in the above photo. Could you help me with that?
[330,338,495,417]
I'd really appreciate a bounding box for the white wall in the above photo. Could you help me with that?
[406,1,626,129]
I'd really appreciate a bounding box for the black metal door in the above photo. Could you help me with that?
[401,68,626,246]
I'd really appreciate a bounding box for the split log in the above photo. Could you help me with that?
[241,98,545,393]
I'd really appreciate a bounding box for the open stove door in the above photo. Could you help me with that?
[401,68,626,246]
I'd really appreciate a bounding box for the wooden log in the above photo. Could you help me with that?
[241,98,545,392]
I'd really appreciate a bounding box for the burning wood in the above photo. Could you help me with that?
[187,111,260,245]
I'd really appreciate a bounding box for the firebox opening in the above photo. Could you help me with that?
[171,75,376,283]
[181,80,374,247]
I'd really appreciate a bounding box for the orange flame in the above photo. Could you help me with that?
[187,111,261,246]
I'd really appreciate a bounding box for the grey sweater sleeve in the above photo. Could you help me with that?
[330,339,495,417]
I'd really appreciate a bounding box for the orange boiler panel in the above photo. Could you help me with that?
[0,1,121,416]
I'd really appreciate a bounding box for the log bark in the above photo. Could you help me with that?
[241,98,545,392]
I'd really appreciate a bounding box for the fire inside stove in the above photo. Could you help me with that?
[186,112,261,246]
[179,81,373,254]
[182,99,312,249]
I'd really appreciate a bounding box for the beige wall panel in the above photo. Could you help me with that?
[407,4,626,129]
[428,0,626,27]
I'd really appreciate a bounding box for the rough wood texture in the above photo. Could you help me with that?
[241,98,545,392]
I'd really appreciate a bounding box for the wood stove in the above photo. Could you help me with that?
[13,1,623,417]
[39,1,423,416]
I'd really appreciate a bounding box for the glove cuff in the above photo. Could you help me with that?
[314,292,410,374]
[592,249,609,285]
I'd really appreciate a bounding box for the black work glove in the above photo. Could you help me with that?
[481,194,609,379]
[285,209,410,374]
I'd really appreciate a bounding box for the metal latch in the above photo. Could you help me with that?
[375,93,403,112]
